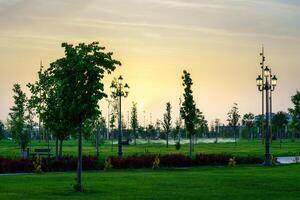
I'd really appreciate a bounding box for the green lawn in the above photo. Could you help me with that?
[0,139,299,158]
[0,165,300,200]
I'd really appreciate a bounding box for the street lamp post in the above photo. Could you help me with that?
[256,66,277,166]
[110,76,129,159]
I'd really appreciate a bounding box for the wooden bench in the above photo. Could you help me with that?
[30,148,52,158]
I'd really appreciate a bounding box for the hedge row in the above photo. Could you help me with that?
[109,154,263,169]
[0,154,263,173]
[0,156,103,173]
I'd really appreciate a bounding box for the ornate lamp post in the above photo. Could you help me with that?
[256,66,277,166]
[110,75,129,159]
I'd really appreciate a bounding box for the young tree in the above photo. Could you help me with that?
[48,42,120,191]
[271,111,288,148]
[214,118,221,143]
[242,113,255,141]
[9,84,30,158]
[162,102,172,148]
[130,102,138,145]
[180,70,197,158]
[83,113,106,157]
[289,91,300,141]
[227,103,240,145]
[28,69,70,160]
[194,108,206,145]
[0,121,5,140]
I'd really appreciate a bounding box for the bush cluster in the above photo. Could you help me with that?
[0,156,103,173]
[0,157,34,173]
[0,154,263,173]
[109,154,263,169]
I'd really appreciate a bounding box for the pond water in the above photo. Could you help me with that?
[276,156,300,164]
[112,138,236,145]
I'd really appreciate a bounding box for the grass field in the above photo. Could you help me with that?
[0,165,300,200]
[0,138,300,158]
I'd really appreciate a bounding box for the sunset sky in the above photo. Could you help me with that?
[0,0,300,126]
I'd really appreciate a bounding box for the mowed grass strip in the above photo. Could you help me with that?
[0,165,300,200]
[1,139,300,158]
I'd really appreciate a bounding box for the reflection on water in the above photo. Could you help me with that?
[277,156,300,164]
[112,138,236,145]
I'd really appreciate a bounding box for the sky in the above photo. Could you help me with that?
[0,0,300,126]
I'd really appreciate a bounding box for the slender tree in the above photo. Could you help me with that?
[180,70,197,158]
[47,42,120,191]
[227,103,240,145]
[242,113,255,141]
[28,68,70,160]
[162,102,172,148]
[9,84,30,158]
[214,118,220,143]
[0,121,5,140]
[271,111,288,148]
[130,102,138,145]
[289,91,300,141]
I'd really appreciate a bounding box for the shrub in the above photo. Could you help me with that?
[228,157,236,167]
[0,158,34,173]
[104,158,113,171]
[235,156,263,164]
[160,154,192,167]
[194,154,230,166]
[152,155,160,169]
[33,157,43,173]
[110,155,156,169]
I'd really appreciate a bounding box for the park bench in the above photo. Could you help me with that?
[30,148,52,158]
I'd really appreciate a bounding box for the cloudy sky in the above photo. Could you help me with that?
[0,0,300,125]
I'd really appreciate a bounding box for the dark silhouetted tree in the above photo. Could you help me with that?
[9,84,30,158]
[162,102,172,148]
[180,70,197,158]
[227,103,240,145]
[47,42,120,192]
[289,91,300,141]
[130,102,138,145]
[242,113,255,141]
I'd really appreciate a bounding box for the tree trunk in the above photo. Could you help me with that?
[134,131,137,146]
[96,130,99,157]
[55,137,59,160]
[166,133,169,148]
[59,139,63,159]
[189,133,192,159]
[76,121,83,192]
[234,127,237,146]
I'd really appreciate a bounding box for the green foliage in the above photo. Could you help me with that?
[227,103,240,127]
[130,102,138,144]
[9,84,30,152]
[53,42,120,127]
[195,108,208,137]
[163,102,172,147]
[289,91,300,136]
[242,113,255,139]
[163,102,172,133]
[180,70,196,137]
[0,121,4,140]
[180,70,197,158]
[271,111,289,132]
